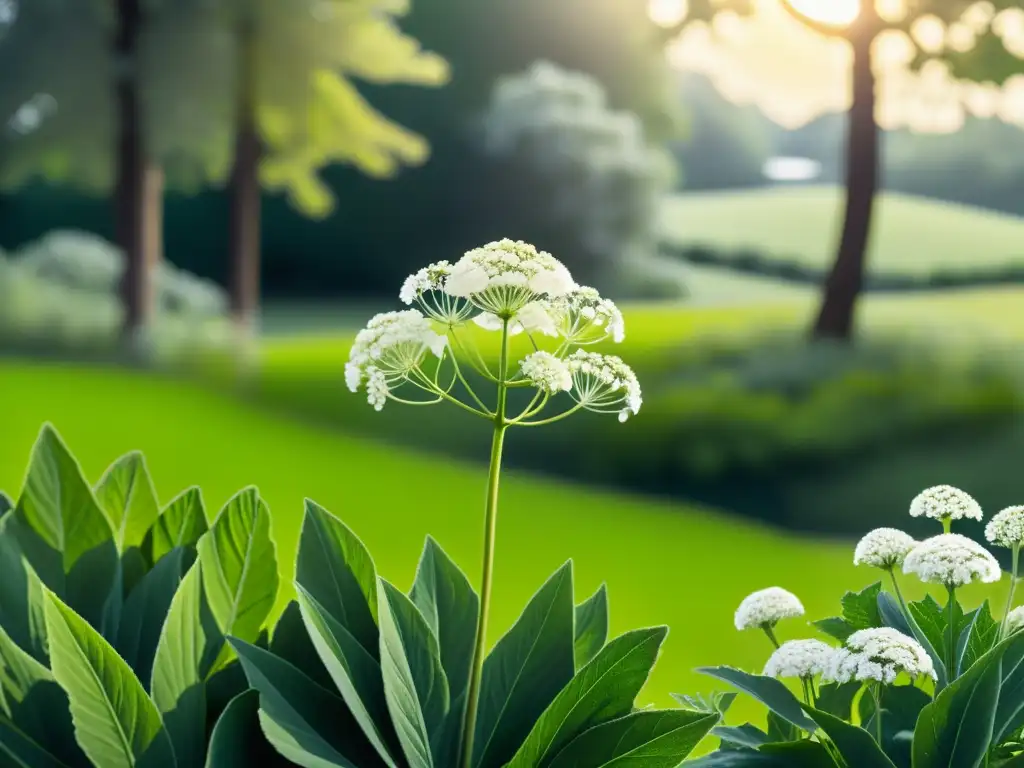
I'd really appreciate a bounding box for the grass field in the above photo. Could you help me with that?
[660,186,1024,274]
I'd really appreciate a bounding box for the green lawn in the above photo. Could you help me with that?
[661,186,1024,274]
[0,360,878,716]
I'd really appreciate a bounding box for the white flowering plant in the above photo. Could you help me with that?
[689,484,1024,768]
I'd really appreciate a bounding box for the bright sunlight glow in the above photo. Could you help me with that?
[786,0,861,27]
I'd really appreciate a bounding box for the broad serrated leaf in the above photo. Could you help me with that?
[296,586,399,767]
[296,500,378,658]
[198,487,279,673]
[712,724,770,749]
[116,546,191,686]
[11,426,118,628]
[881,593,946,690]
[229,637,380,768]
[151,561,222,768]
[378,579,448,768]
[545,709,719,767]
[696,667,817,733]
[813,617,855,642]
[42,590,175,768]
[473,561,576,768]
[507,626,667,767]
[573,584,608,672]
[841,583,882,631]
[144,487,207,566]
[205,690,291,768]
[909,596,946,654]
[960,601,999,675]
[94,453,160,553]
[804,706,896,768]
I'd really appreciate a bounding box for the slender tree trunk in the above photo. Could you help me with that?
[228,19,262,337]
[115,0,160,346]
[810,10,880,341]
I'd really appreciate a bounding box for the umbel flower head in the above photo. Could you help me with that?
[854,528,917,570]
[763,639,834,680]
[986,506,1024,549]
[566,350,642,423]
[518,352,572,394]
[546,286,626,344]
[734,587,804,631]
[909,485,983,524]
[824,627,936,684]
[902,533,1002,588]
[399,260,474,325]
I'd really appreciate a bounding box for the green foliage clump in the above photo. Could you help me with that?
[0,424,721,766]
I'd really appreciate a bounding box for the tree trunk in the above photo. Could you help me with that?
[115,0,159,346]
[810,11,880,341]
[228,20,261,337]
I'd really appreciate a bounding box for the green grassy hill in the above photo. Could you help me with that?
[661,186,1024,274]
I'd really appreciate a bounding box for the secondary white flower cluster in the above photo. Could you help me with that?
[902,533,1002,588]
[566,350,642,423]
[986,506,1024,549]
[763,639,834,680]
[734,587,804,631]
[854,528,917,570]
[547,286,625,344]
[519,352,572,394]
[909,485,983,523]
[824,628,936,684]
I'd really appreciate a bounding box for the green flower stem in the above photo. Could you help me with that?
[448,350,492,414]
[514,402,586,427]
[943,518,952,534]
[888,568,913,625]
[947,585,957,679]
[459,319,510,768]
[872,683,884,747]
[762,625,781,650]
[1000,544,1020,641]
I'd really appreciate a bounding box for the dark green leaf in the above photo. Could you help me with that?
[115,546,191,685]
[94,452,160,553]
[205,690,291,768]
[765,712,796,743]
[573,584,609,671]
[229,637,380,768]
[960,601,999,676]
[712,724,769,749]
[296,500,378,659]
[670,691,736,716]
[841,583,883,631]
[882,594,946,690]
[0,491,12,517]
[409,536,479,701]
[696,667,817,733]
[686,740,836,766]
[545,709,719,767]
[804,706,896,768]
[268,601,332,688]
[908,596,946,656]
[144,487,207,566]
[378,579,448,768]
[198,487,279,674]
[0,714,75,768]
[10,426,118,629]
[914,639,1006,768]
[0,516,47,662]
[43,590,176,768]
[813,617,855,642]
[814,682,861,720]
[507,626,667,767]
[858,684,929,765]
[297,585,399,766]
[473,561,576,768]
[992,630,1024,744]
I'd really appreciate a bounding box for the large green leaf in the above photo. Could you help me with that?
[803,706,895,768]
[0,491,12,517]
[473,561,576,768]
[992,630,1024,744]
[151,561,223,768]
[94,453,160,553]
[858,684,929,766]
[409,536,478,701]
[229,637,381,768]
[116,547,191,686]
[296,586,399,766]
[378,579,448,768]
[687,741,836,766]
[269,601,332,688]
[205,690,291,768]
[959,601,999,676]
[0,516,47,662]
[11,425,118,628]
[573,585,608,671]
[696,667,817,733]
[507,626,667,767]
[144,488,207,567]
[814,682,861,721]
[197,487,279,673]
[914,639,1007,768]
[545,709,720,767]
[295,500,378,658]
[712,724,770,749]
[42,590,175,768]
[0,715,75,768]
[878,593,947,691]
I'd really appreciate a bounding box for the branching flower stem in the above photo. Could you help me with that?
[459,318,511,768]
[514,402,585,427]
[947,585,957,679]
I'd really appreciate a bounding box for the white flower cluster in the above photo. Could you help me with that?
[399,260,452,304]
[909,485,983,523]
[345,310,447,411]
[986,506,1024,549]
[854,528,917,569]
[547,286,625,344]
[474,301,558,337]
[763,639,834,680]
[734,587,804,631]
[824,627,936,684]
[902,533,1002,588]
[566,350,642,422]
[519,352,572,394]
[1007,606,1024,634]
